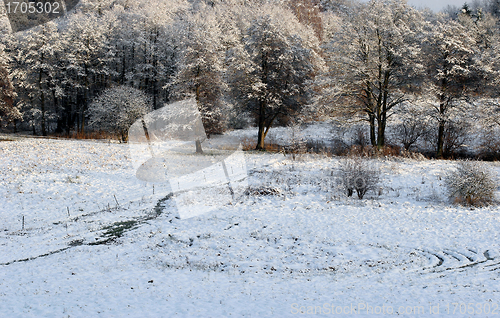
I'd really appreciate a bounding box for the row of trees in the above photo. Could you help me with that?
[317,0,500,158]
[1,0,500,156]
[0,0,324,150]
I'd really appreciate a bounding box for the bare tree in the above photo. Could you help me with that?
[393,103,429,151]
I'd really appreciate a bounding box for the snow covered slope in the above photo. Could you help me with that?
[1,137,500,317]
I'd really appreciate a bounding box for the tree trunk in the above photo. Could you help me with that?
[256,101,266,150]
[38,59,47,136]
[194,71,204,154]
[32,115,36,135]
[436,89,447,158]
[377,107,386,149]
[256,49,269,151]
[40,90,47,136]
[436,119,445,159]
[369,114,376,147]
[256,126,266,150]
[152,29,158,109]
[378,70,390,149]
[80,63,90,135]
[377,120,385,149]
[195,140,203,154]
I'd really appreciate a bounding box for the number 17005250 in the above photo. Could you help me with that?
[5,1,60,14]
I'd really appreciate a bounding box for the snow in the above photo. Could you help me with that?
[2,135,500,317]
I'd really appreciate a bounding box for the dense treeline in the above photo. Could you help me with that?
[0,0,500,156]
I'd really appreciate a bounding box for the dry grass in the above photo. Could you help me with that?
[240,137,423,160]
[51,131,121,141]
[343,145,426,159]
[241,137,283,152]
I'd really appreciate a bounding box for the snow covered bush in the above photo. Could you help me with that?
[445,161,497,206]
[286,121,307,161]
[88,86,152,142]
[337,157,380,199]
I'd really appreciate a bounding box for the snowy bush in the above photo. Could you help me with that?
[445,161,497,206]
[337,157,380,199]
[88,86,152,142]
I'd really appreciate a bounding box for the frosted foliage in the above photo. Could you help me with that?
[168,5,228,136]
[88,86,152,140]
[445,161,497,206]
[317,0,425,147]
[0,44,19,125]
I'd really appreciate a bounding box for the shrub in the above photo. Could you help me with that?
[445,161,497,206]
[286,121,307,161]
[337,157,380,199]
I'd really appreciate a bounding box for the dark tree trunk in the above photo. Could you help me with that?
[256,101,266,150]
[120,45,126,85]
[38,59,47,136]
[437,119,445,159]
[377,122,385,149]
[369,114,376,147]
[436,85,447,158]
[195,140,203,154]
[256,48,269,151]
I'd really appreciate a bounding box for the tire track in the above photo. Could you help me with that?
[416,248,499,274]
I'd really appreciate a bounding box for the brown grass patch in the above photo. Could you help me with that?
[51,131,121,141]
[241,137,284,152]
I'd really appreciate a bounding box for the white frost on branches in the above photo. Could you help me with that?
[88,86,152,141]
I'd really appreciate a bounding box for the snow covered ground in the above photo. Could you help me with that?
[2,134,500,317]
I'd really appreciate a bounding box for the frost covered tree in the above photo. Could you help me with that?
[229,3,323,150]
[63,10,115,134]
[168,3,227,143]
[319,0,424,149]
[17,22,62,135]
[0,44,19,128]
[287,0,324,41]
[130,0,184,108]
[88,86,152,141]
[420,12,498,158]
[488,0,500,17]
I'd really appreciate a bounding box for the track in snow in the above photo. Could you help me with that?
[416,248,500,274]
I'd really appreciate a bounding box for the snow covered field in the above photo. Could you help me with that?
[2,135,500,317]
